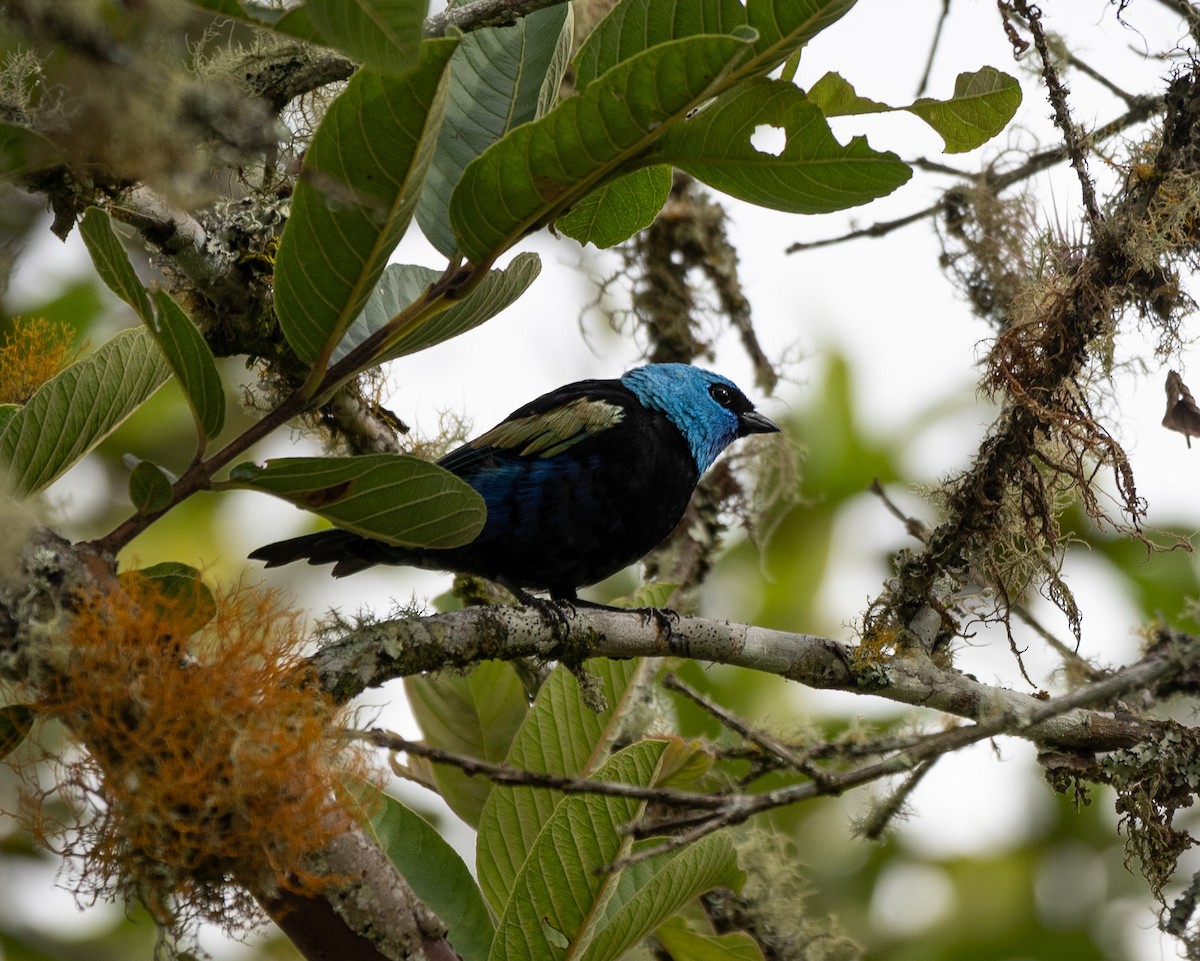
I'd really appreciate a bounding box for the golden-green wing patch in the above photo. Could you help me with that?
[472,398,624,458]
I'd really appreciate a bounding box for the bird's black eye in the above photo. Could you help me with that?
[709,383,735,408]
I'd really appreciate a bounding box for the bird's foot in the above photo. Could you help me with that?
[637,606,680,640]
[567,597,680,640]
[501,582,574,638]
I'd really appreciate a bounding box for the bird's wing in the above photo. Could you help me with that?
[438,379,633,474]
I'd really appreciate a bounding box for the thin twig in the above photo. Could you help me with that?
[615,647,1187,865]
[661,673,831,786]
[787,93,1158,255]
[1012,0,1103,225]
[916,0,953,98]
[360,728,729,808]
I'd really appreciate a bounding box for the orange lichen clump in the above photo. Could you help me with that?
[30,576,361,935]
[0,316,80,404]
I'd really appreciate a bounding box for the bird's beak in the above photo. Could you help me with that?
[737,410,780,436]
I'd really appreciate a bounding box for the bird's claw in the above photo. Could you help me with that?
[528,594,574,638]
[637,606,679,639]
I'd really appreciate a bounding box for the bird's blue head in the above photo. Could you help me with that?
[620,364,779,472]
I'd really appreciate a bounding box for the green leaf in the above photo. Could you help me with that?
[556,166,673,249]
[449,33,753,264]
[908,67,1023,153]
[80,208,226,445]
[273,38,458,367]
[0,327,170,497]
[227,454,486,549]
[405,661,529,828]
[742,0,858,79]
[0,405,19,434]
[417,5,571,257]
[477,658,645,913]
[487,740,668,961]
[572,0,748,90]
[0,705,35,761]
[183,0,322,41]
[128,460,173,514]
[609,579,680,611]
[118,562,217,636]
[333,252,542,364]
[536,5,574,117]
[79,207,153,324]
[573,0,859,95]
[150,292,226,443]
[357,782,494,961]
[805,71,890,116]
[809,68,1022,153]
[305,0,425,74]
[655,916,764,961]
[0,122,61,176]
[580,834,744,961]
[657,78,911,213]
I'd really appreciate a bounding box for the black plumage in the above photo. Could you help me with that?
[250,364,778,600]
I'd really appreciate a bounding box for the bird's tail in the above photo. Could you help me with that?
[248,529,419,578]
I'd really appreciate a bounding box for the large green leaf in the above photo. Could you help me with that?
[487,740,668,961]
[572,0,747,90]
[360,783,494,961]
[657,78,911,213]
[556,166,673,249]
[476,659,645,913]
[579,834,744,961]
[227,454,485,548]
[273,38,458,367]
[809,67,1022,153]
[305,0,425,74]
[404,660,529,827]
[0,327,170,497]
[572,0,858,94]
[417,5,572,257]
[332,252,542,363]
[449,33,753,264]
[80,208,226,445]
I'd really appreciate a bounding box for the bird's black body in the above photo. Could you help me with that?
[250,365,778,599]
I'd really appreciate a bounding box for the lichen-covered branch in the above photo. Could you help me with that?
[311,602,1194,754]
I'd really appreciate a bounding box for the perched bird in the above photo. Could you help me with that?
[250,364,779,602]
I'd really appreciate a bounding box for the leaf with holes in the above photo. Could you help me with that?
[449,33,753,264]
[809,68,1021,153]
[656,78,911,213]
